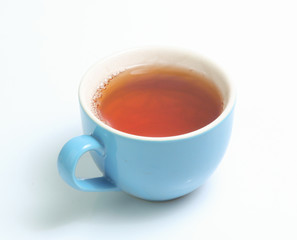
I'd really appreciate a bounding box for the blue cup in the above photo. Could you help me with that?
[58,48,235,201]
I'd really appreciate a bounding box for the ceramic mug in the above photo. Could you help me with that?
[57,47,235,201]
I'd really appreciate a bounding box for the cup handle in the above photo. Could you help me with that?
[57,135,119,192]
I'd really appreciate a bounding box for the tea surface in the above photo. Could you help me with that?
[93,65,223,137]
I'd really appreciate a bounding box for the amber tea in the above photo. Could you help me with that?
[92,65,223,137]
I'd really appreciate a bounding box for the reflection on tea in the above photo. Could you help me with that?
[93,65,223,137]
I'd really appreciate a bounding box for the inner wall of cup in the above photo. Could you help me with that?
[80,49,231,119]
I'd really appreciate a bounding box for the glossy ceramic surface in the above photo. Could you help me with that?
[58,47,235,201]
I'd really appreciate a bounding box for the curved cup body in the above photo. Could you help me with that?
[81,105,234,201]
[58,47,235,201]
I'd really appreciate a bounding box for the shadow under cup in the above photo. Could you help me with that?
[58,48,235,201]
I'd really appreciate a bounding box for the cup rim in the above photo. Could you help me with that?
[79,47,236,142]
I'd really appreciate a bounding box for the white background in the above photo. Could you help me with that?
[1,0,297,239]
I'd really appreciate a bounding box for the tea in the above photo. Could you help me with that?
[92,65,223,137]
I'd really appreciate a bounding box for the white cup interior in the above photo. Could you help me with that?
[79,47,235,140]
